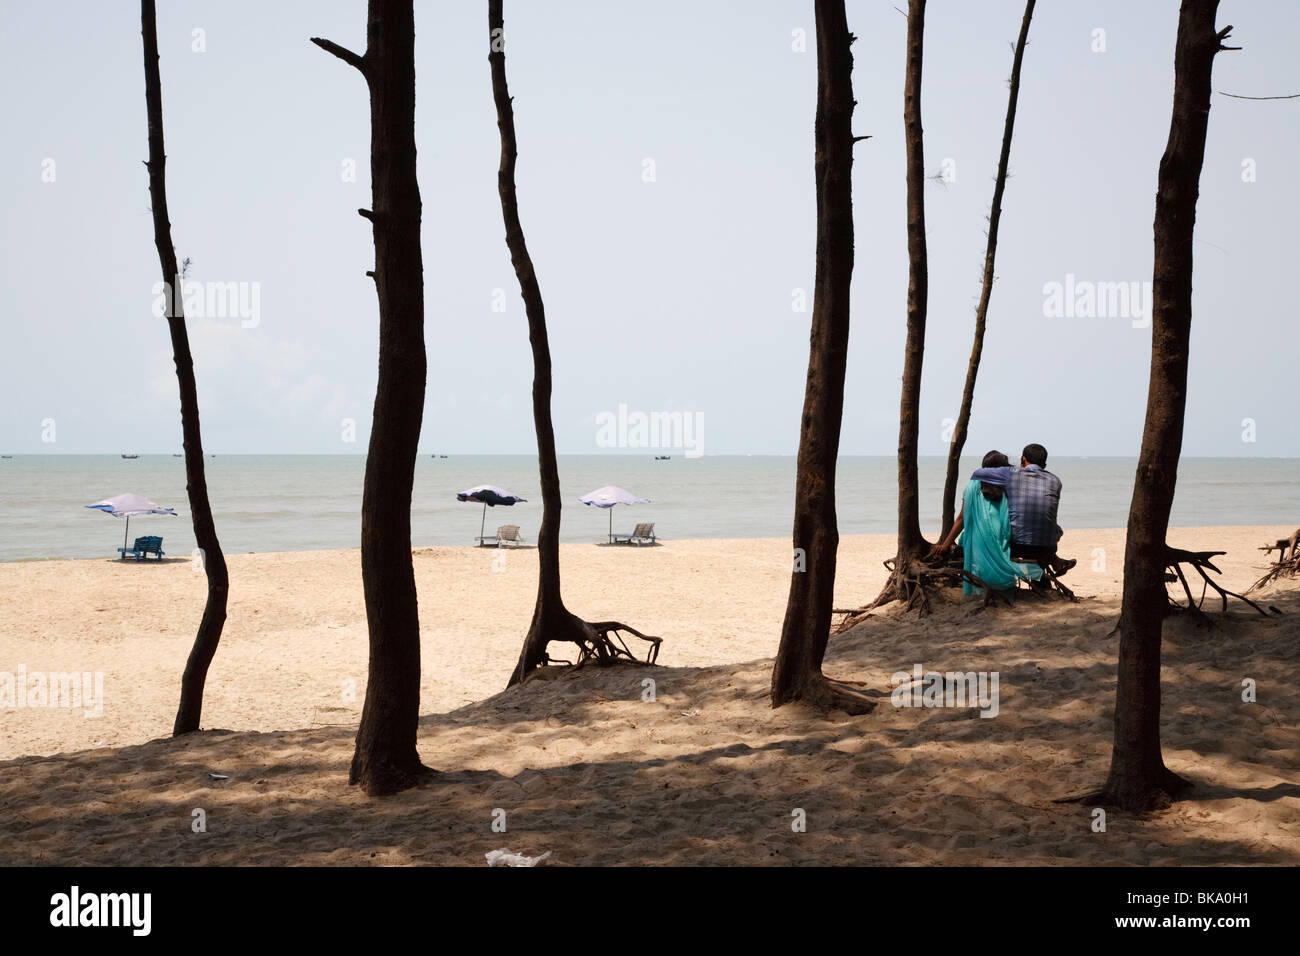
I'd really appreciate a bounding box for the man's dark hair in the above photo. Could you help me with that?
[1022,443,1048,467]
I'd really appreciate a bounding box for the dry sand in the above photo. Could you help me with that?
[0,526,1296,865]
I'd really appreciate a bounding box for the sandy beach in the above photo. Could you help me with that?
[1,525,1296,865]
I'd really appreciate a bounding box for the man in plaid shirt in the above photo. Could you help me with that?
[970,443,1077,576]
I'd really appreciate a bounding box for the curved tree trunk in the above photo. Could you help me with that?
[489,0,584,686]
[140,0,230,737]
[312,0,429,796]
[489,2,654,688]
[939,0,1035,539]
[770,0,870,714]
[1090,0,1233,812]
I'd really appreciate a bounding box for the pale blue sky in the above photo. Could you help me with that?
[2,0,1297,456]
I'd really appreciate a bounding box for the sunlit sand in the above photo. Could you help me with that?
[1,526,1295,865]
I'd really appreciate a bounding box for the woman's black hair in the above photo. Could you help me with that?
[980,450,1009,503]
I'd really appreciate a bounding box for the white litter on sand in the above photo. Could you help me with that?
[485,849,552,867]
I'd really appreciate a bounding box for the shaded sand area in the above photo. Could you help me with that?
[1,527,1297,865]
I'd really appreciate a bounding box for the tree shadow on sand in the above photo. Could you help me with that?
[0,585,1295,865]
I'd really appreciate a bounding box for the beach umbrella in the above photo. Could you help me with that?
[580,485,650,542]
[457,484,527,542]
[85,492,177,552]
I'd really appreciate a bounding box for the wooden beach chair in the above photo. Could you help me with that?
[477,525,524,548]
[118,535,165,561]
[612,522,656,546]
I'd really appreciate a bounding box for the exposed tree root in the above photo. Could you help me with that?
[576,621,662,668]
[1056,766,1192,813]
[1260,528,1300,563]
[349,754,435,797]
[511,610,662,686]
[832,556,968,628]
[1248,529,1300,594]
[1036,564,1076,601]
[832,553,1073,633]
[1163,546,1278,621]
[787,673,878,715]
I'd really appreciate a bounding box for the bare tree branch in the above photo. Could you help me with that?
[1218,90,1299,99]
[938,0,1035,540]
[310,36,366,74]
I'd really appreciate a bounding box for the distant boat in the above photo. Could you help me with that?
[654,455,671,460]
[0,455,12,459]
[121,454,139,459]
[440,455,448,459]
[172,454,182,457]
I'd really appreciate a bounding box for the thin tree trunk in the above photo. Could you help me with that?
[770,0,870,714]
[489,0,587,687]
[489,2,653,687]
[939,0,1035,538]
[1092,0,1233,812]
[140,0,230,737]
[893,0,930,563]
[312,0,429,796]
[863,0,935,613]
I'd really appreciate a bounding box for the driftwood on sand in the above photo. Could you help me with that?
[1248,528,1300,594]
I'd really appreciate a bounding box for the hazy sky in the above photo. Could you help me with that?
[2,0,1297,457]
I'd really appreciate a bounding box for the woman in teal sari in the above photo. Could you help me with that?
[932,451,1042,595]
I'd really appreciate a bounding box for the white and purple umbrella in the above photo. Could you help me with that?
[457,484,527,543]
[85,492,177,553]
[580,485,650,543]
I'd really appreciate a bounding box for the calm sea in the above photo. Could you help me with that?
[0,454,1295,562]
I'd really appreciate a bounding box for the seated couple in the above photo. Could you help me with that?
[929,443,1077,595]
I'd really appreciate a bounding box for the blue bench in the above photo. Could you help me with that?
[118,535,165,561]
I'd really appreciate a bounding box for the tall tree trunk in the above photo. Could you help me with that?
[489,0,580,686]
[866,0,935,611]
[939,0,1035,538]
[489,1,652,688]
[140,0,230,737]
[894,0,930,563]
[770,0,870,714]
[1092,0,1233,812]
[312,0,429,796]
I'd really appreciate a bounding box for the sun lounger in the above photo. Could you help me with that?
[477,524,524,548]
[118,535,165,561]
[612,522,656,546]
